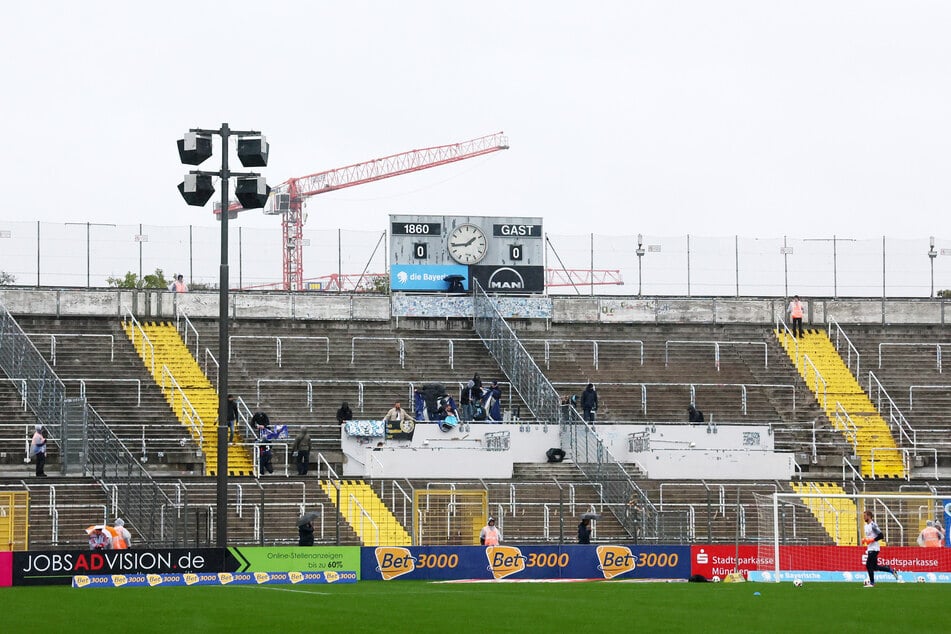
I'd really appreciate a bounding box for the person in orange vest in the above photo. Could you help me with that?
[111,518,132,549]
[917,520,944,548]
[480,517,501,546]
[787,295,805,338]
[170,274,188,293]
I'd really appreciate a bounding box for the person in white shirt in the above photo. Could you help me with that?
[863,510,900,586]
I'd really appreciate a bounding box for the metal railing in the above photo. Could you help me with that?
[907,384,951,410]
[827,319,860,376]
[878,342,950,373]
[664,340,768,371]
[520,338,645,370]
[867,371,917,450]
[471,280,667,541]
[231,335,330,366]
[27,333,115,366]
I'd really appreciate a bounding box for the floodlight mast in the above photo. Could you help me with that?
[178,123,269,548]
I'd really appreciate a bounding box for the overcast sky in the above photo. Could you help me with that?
[4,1,949,241]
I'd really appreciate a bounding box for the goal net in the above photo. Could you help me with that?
[752,491,948,583]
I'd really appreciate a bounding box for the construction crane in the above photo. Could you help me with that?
[216,132,509,291]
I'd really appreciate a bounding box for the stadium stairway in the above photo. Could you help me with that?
[122,321,254,476]
[321,480,411,546]
[790,481,858,546]
[776,329,904,479]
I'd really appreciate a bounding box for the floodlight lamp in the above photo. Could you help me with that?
[235,176,271,209]
[237,136,269,167]
[177,173,215,206]
[177,132,213,165]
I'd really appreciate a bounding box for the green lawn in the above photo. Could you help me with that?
[3,581,945,633]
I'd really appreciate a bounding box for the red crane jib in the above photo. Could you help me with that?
[213,132,509,291]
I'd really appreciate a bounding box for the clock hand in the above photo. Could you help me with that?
[451,237,478,248]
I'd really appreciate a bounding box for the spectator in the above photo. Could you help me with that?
[292,426,312,476]
[787,295,805,338]
[581,383,598,422]
[466,372,482,405]
[253,412,274,476]
[483,380,503,422]
[88,525,112,550]
[459,381,471,422]
[227,394,239,444]
[111,518,132,549]
[917,520,945,548]
[30,424,47,477]
[578,518,592,544]
[480,517,501,546]
[336,401,353,425]
[171,274,188,293]
[413,387,428,421]
[687,404,704,423]
[298,520,315,546]
[383,401,414,427]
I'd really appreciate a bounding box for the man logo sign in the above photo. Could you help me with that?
[487,267,525,290]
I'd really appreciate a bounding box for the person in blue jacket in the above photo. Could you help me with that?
[483,380,503,422]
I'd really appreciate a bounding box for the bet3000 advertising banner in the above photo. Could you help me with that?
[361,545,689,581]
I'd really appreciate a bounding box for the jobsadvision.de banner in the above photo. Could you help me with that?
[9,547,361,586]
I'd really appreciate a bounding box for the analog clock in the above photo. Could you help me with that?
[447,224,488,264]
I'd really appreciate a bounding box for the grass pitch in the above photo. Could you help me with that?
[2,580,944,633]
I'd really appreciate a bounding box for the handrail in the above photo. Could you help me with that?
[521,338,645,370]
[867,371,916,449]
[831,401,859,452]
[67,378,141,407]
[842,456,864,482]
[907,384,951,410]
[870,447,910,481]
[350,336,489,369]
[175,306,201,358]
[28,333,115,366]
[1,378,28,410]
[229,335,330,366]
[827,319,860,376]
[316,452,340,480]
[776,317,800,368]
[552,380,796,416]
[204,349,220,393]
[801,354,827,409]
[347,493,380,546]
[665,340,768,371]
[878,341,951,373]
[122,308,155,375]
[160,364,204,445]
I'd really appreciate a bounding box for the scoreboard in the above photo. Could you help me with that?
[389,214,544,293]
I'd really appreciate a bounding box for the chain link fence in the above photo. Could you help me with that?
[1,221,947,296]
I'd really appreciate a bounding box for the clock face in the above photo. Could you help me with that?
[448,224,488,264]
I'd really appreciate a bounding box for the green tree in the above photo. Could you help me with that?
[107,268,171,289]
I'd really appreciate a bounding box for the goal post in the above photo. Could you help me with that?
[753,492,947,582]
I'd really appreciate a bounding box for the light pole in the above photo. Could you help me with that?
[635,234,645,296]
[929,236,937,298]
[177,124,269,547]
